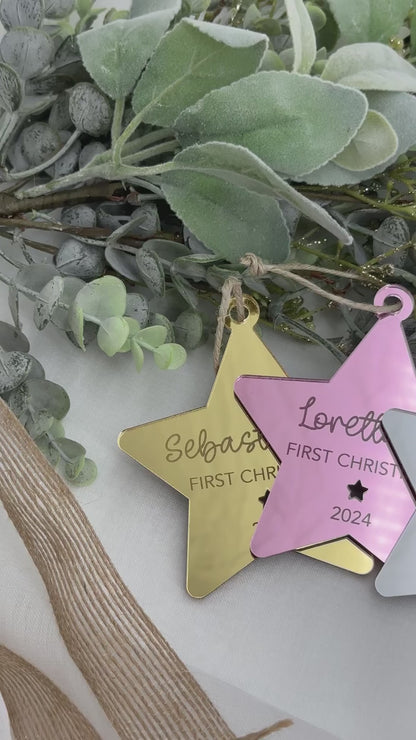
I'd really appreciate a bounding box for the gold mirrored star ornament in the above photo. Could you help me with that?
[118,297,373,597]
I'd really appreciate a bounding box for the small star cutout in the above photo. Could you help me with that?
[348,480,368,502]
[258,489,270,507]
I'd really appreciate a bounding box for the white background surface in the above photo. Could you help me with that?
[1,2,416,737]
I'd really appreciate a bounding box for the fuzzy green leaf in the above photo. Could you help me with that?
[153,342,186,370]
[54,436,85,464]
[74,275,126,320]
[326,0,412,44]
[162,142,352,253]
[78,14,174,100]
[175,71,368,177]
[131,0,180,17]
[301,91,416,186]
[322,43,416,91]
[132,18,267,126]
[333,110,398,171]
[284,0,316,73]
[97,316,129,356]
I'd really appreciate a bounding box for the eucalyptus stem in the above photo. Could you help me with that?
[111,98,125,148]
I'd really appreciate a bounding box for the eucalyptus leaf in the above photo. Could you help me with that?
[373,216,410,266]
[322,43,416,92]
[51,276,84,330]
[48,93,71,130]
[49,418,64,439]
[301,91,416,186]
[55,238,106,279]
[0,0,44,29]
[0,63,22,113]
[97,316,129,356]
[0,28,54,79]
[105,245,141,282]
[144,239,190,266]
[69,83,112,137]
[153,342,186,369]
[0,322,29,352]
[34,276,64,331]
[7,383,30,419]
[61,205,96,228]
[172,252,220,281]
[131,339,144,371]
[175,71,368,177]
[284,0,316,74]
[53,436,85,463]
[25,354,45,381]
[136,324,167,348]
[136,248,165,296]
[8,282,20,329]
[125,292,149,327]
[79,141,106,169]
[16,264,59,293]
[326,0,412,44]
[22,123,61,167]
[0,350,31,393]
[130,204,160,236]
[36,434,60,467]
[333,110,398,171]
[67,457,97,486]
[149,313,174,342]
[118,317,141,352]
[78,14,174,100]
[130,0,180,17]
[50,135,81,178]
[132,18,268,127]
[25,409,54,439]
[44,0,75,17]
[64,455,86,480]
[74,275,126,320]
[68,303,84,349]
[171,272,198,309]
[174,309,203,349]
[27,378,70,419]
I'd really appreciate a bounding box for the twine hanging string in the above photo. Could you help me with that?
[214,275,245,372]
[0,399,293,740]
[240,253,401,314]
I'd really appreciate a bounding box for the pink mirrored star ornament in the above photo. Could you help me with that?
[234,286,416,563]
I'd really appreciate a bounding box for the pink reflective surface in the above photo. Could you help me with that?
[235,286,416,562]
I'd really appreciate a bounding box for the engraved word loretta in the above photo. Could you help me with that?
[298,396,384,444]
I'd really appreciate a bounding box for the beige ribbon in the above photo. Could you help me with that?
[0,399,291,739]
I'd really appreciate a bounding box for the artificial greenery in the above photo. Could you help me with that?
[0,320,96,485]
[2,0,416,473]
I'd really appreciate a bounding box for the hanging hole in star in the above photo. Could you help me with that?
[225,295,260,330]
[373,285,414,320]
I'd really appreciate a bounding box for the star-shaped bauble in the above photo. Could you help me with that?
[118,297,370,597]
[376,409,416,596]
[235,286,416,565]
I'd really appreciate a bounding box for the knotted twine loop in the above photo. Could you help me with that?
[214,275,245,372]
[241,253,402,315]
[0,400,293,740]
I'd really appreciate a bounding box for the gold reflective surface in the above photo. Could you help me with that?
[119,297,373,597]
